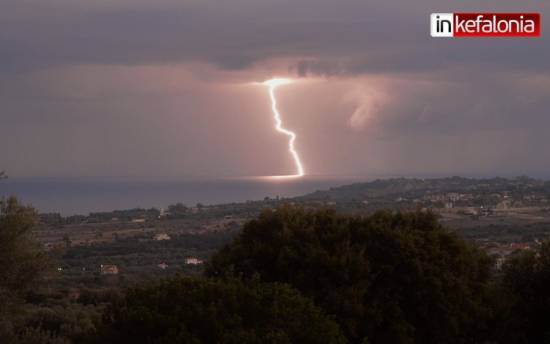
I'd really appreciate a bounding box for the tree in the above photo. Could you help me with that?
[62,234,71,248]
[0,197,50,337]
[96,276,346,344]
[206,205,493,344]
[167,202,188,214]
[493,242,550,343]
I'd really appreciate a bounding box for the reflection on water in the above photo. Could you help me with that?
[239,175,303,181]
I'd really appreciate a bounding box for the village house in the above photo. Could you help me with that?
[100,264,119,275]
[153,233,171,241]
[184,257,204,265]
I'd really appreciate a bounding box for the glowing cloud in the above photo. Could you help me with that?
[262,78,305,178]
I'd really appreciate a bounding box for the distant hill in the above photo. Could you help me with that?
[295,176,549,206]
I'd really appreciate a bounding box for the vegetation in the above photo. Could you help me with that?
[0,196,50,339]
[491,242,550,343]
[96,276,345,343]
[5,196,550,343]
[296,176,550,213]
[207,206,493,343]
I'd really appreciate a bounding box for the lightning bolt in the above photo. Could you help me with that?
[263,78,305,177]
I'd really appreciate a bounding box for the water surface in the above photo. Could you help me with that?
[0,176,370,215]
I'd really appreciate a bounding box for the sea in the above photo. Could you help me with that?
[0,176,370,216]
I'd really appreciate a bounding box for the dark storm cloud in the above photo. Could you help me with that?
[2,0,547,75]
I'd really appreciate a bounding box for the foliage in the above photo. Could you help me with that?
[8,326,70,344]
[0,197,51,337]
[96,275,346,344]
[492,242,550,343]
[6,192,550,344]
[22,303,103,342]
[207,205,493,343]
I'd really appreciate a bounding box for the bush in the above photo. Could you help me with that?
[96,275,345,343]
[494,242,550,343]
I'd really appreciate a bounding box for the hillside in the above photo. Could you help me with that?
[296,176,549,208]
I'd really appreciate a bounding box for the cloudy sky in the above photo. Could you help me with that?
[1,0,549,178]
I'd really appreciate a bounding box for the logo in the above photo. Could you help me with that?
[431,13,541,37]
